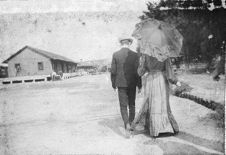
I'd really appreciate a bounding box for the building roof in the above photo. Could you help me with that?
[3,45,77,64]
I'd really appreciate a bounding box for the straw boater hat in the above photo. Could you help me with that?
[118,34,133,44]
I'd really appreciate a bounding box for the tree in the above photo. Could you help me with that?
[141,0,226,67]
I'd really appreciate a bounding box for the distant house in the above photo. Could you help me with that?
[3,46,78,77]
[77,59,111,71]
[77,64,97,70]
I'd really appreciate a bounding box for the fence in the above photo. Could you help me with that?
[0,72,81,85]
[0,75,51,85]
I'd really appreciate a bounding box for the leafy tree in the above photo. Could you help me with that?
[140,0,226,67]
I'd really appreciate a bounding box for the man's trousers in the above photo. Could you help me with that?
[117,87,136,128]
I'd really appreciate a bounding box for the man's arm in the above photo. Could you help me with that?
[111,54,117,89]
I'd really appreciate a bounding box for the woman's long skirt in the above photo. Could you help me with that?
[132,71,179,137]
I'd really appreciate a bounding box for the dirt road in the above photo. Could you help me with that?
[0,73,224,155]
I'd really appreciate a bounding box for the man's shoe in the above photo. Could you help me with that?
[124,123,132,138]
[125,129,131,139]
[126,123,131,130]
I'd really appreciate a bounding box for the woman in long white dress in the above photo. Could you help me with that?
[131,52,181,137]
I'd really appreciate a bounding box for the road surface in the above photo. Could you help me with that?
[0,73,224,155]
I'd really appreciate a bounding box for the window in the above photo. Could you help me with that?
[15,63,21,76]
[38,62,44,70]
[15,63,21,71]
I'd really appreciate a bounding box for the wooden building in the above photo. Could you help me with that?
[3,46,78,77]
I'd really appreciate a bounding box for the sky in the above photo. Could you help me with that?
[0,0,160,62]
[0,0,154,13]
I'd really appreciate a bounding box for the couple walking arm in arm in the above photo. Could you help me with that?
[110,36,180,138]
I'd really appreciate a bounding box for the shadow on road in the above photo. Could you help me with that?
[144,139,216,155]
[176,131,224,153]
[143,131,224,154]
[99,116,224,154]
